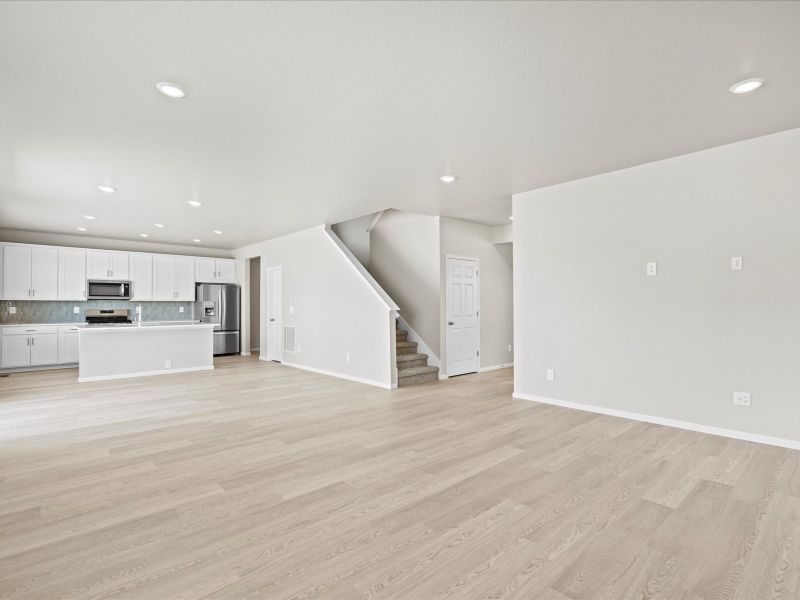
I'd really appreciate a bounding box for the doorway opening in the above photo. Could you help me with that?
[248,257,261,357]
[266,266,283,362]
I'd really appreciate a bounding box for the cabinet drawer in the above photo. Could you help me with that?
[3,325,59,336]
[58,325,83,334]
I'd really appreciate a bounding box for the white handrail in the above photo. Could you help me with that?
[323,226,400,312]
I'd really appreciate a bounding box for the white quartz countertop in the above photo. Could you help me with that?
[2,320,204,328]
[79,321,214,332]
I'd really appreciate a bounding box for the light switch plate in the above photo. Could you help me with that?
[733,391,751,407]
[73,306,80,314]
[646,262,658,277]
[731,256,743,271]
[546,368,555,381]
[289,306,295,314]
[346,352,351,362]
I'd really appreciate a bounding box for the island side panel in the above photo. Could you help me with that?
[78,326,214,382]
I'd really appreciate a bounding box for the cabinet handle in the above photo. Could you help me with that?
[32,289,35,297]
[31,337,35,346]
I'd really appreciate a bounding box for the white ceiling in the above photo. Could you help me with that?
[1,1,799,250]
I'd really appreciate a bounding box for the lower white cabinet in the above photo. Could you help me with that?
[58,326,80,364]
[2,335,31,368]
[1,326,59,368]
[30,334,58,365]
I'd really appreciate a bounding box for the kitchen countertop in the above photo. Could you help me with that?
[79,321,213,332]
[1,320,202,329]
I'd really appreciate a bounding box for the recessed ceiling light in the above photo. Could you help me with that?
[187,200,202,208]
[440,175,457,183]
[156,81,186,98]
[729,78,764,94]
[139,233,149,238]
[154,223,165,228]
[193,239,202,243]
[76,227,87,232]
[212,230,223,235]
[97,185,116,193]
[83,215,95,220]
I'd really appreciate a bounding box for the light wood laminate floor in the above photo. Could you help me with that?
[1,356,799,600]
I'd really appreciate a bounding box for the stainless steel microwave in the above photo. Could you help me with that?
[87,280,132,300]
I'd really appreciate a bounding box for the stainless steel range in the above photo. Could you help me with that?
[85,308,132,326]
[194,283,240,355]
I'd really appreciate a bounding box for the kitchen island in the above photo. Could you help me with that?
[78,322,215,382]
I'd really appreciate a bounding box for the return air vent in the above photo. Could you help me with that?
[283,326,296,353]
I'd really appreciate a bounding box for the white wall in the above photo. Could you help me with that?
[513,127,800,444]
[0,229,232,258]
[439,217,514,373]
[331,213,374,268]
[370,210,441,356]
[234,226,394,388]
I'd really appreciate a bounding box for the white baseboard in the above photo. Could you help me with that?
[479,362,514,373]
[79,365,214,383]
[280,361,393,390]
[513,392,800,451]
[438,373,449,380]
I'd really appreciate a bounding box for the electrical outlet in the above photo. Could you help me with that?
[733,391,751,407]
[296,345,301,353]
[731,256,743,271]
[507,344,512,352]
[345,352,350,362]
[179,306,184,313]
[73,306,80,314]
[289,306,295,314]
[9,306,16,314]
[646,262,658,277]
[546,368,555,381]
[164,360,172,369]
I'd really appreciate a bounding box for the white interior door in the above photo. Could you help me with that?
[266,266,282,362]
[445,256,480,376]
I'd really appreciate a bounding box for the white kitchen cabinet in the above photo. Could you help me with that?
[153,255,195,301]
[1,326,59,367]
[31,247,59,300]
[2,335,31,368]
[3,245,31,299]
[195,258,216,282]
[216,259,236,282]
[2,245,58,300]
[30,334,58,365]
[58,326,80,364]
[195,258,236,283]
[130,253,153,301]
[175,257,195,300]
[153,255,176,301]
[0,245,4,299]
[58,248,87,300]
[87,250,129,280]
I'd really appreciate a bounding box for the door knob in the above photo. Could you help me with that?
[448,321,454,325]
[269,318,275,322]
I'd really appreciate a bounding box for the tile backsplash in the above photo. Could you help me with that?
[0,301,194,325]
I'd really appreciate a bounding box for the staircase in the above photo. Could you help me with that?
[396,321,439,387]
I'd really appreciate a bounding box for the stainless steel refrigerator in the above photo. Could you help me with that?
[195,283,241,355]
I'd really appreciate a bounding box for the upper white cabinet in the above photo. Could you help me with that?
[154,255,196,301]
[1,243,233,302]
[3,245,58,300]
[130,254,153,301]
[58,248,87,300]
[195,258,236,283]
[87,250,129,280]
